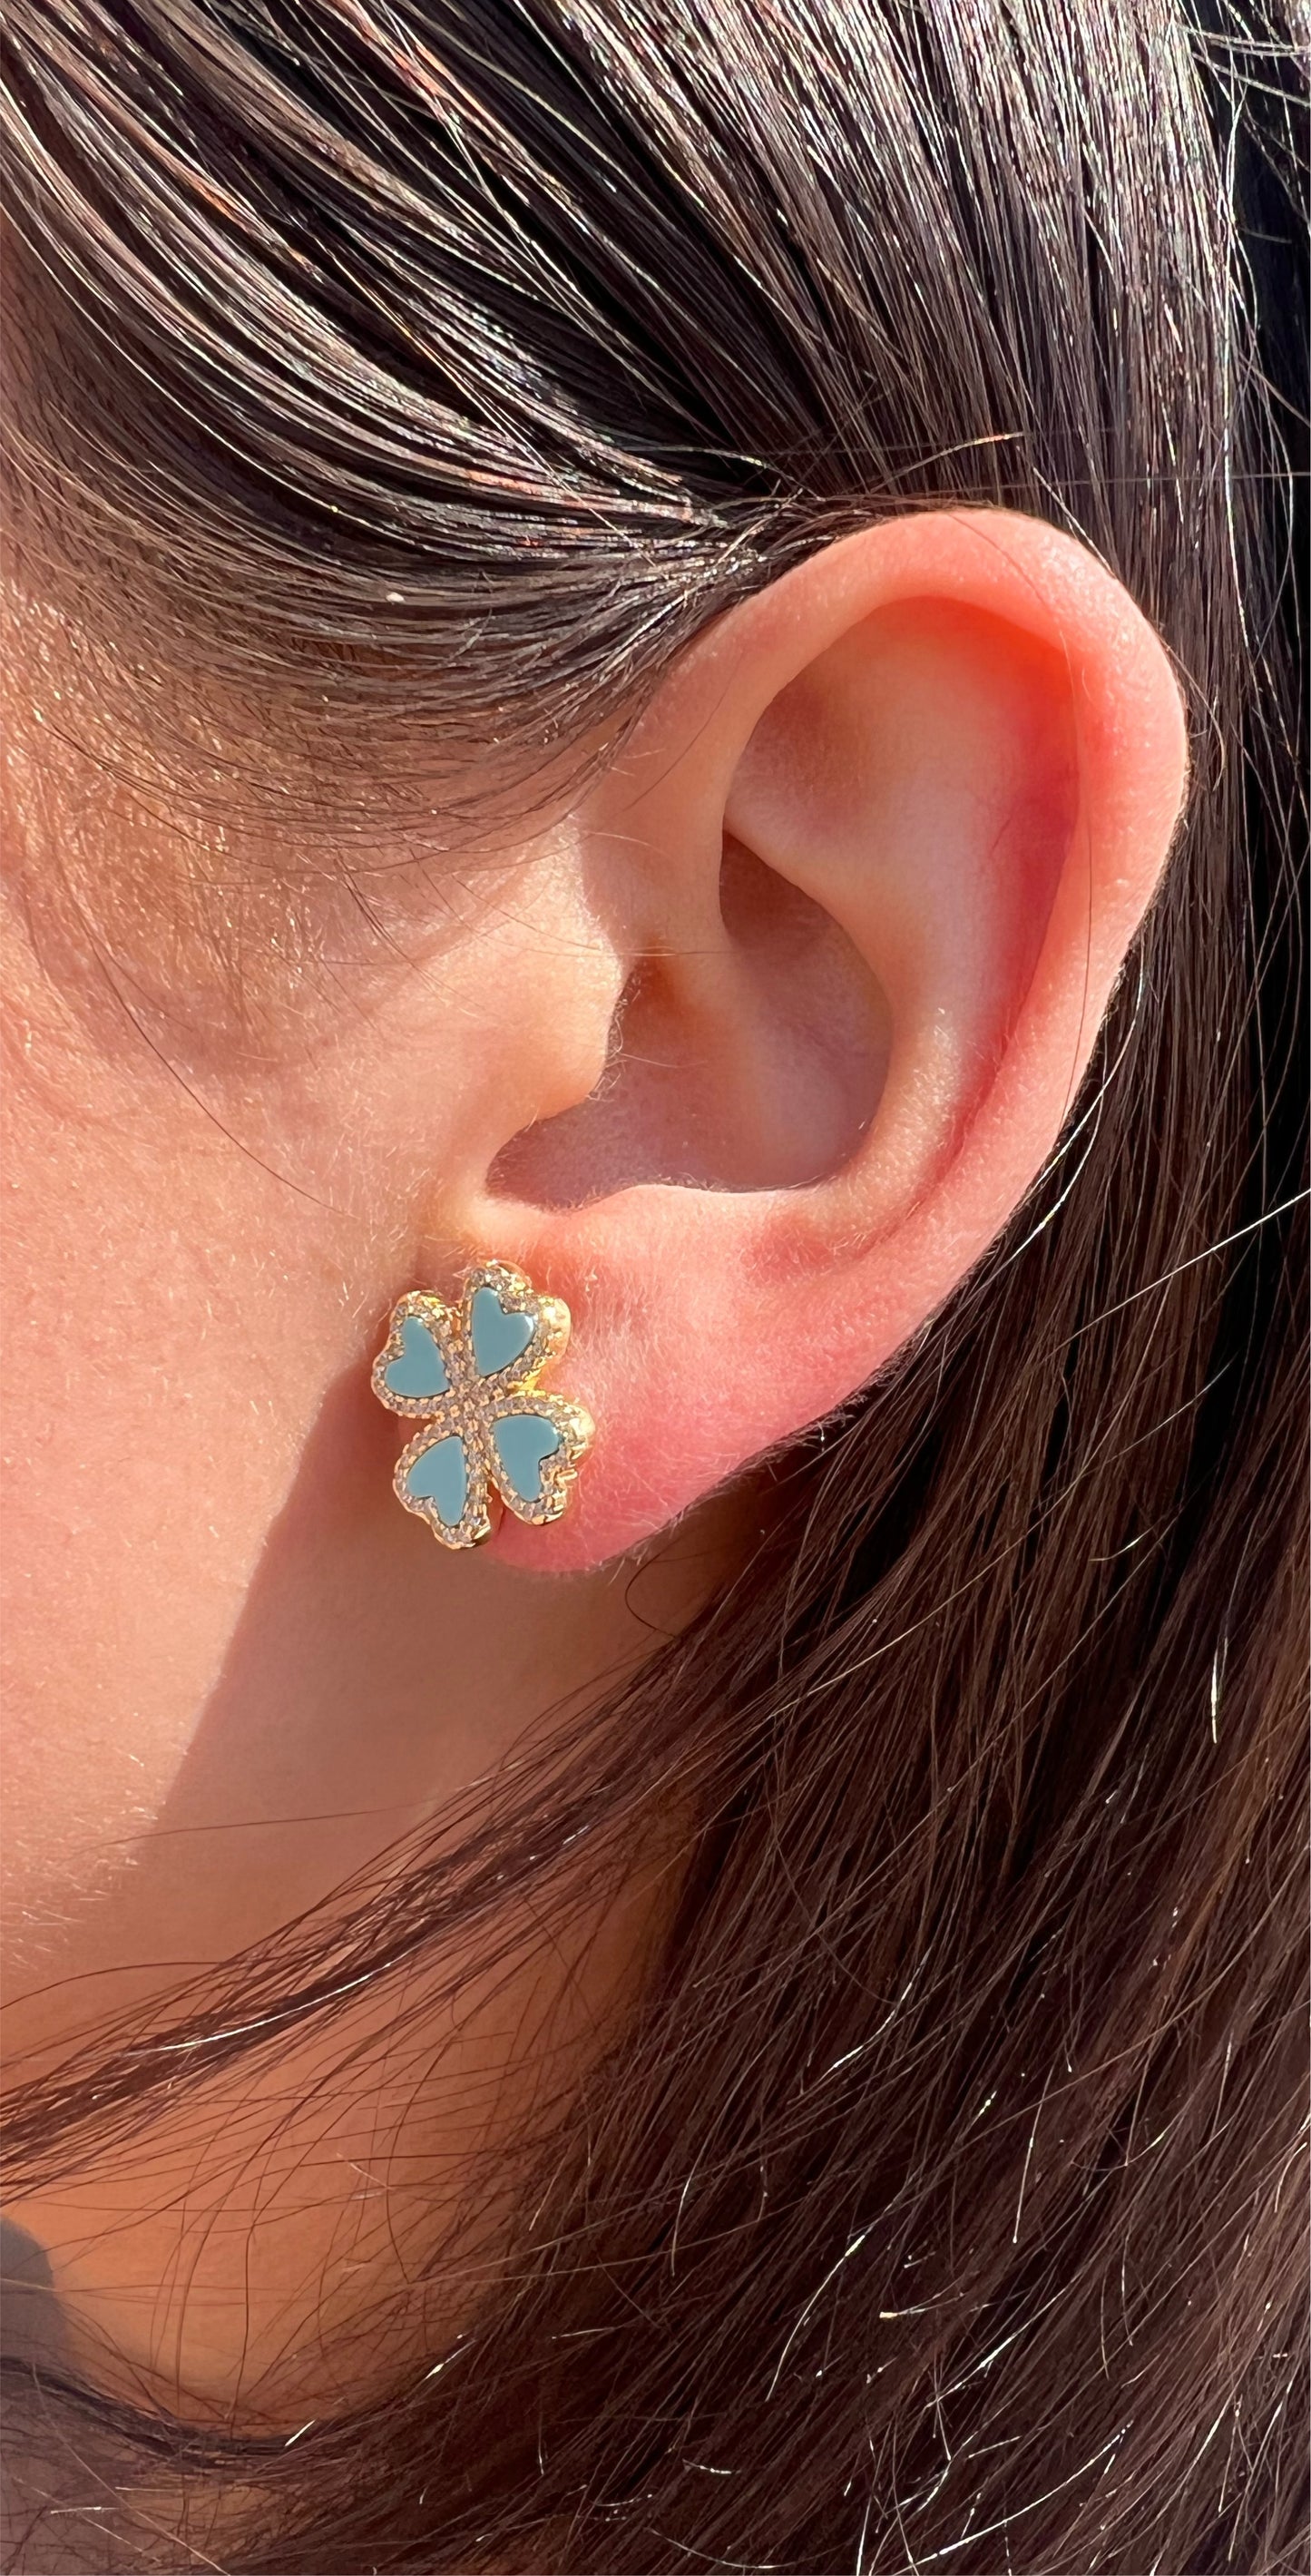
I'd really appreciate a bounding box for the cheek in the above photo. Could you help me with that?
[0,1036,338,1996]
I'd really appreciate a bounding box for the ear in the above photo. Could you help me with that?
[465,509,1189,1570]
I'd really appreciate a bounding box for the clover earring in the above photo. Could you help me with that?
[372,1259,594,1549]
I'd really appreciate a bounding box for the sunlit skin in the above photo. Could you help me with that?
[0,511,1187,2418]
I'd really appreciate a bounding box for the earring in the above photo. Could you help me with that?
[372,1259,594,1549]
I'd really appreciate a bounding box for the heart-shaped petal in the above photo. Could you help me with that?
[401,1433,468,1526]
[471,1284,535,1376]
[492,1413,562,1505]
[381,1313,449,1403]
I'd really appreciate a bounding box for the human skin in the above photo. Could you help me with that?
[0,510,1188,2415]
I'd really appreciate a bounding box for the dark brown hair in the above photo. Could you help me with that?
[2,1,1307,2569]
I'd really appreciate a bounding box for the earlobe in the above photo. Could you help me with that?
[469,511,1189,1572]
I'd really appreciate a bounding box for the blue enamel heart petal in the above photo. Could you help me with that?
[492,1414,562,1505]
[402,1433,468,1526]
[383,1313,449,1402]
[471,1284,535,1376]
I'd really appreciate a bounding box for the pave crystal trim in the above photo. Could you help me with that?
[372,1261,593,1549]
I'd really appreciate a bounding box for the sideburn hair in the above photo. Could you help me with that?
[1,2,1306,2569]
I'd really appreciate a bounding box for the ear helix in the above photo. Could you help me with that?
[372,1259,594,1550]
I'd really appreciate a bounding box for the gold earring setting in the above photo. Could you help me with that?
[372,1260,593,1549]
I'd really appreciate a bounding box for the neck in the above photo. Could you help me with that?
[3,1459,751,2421]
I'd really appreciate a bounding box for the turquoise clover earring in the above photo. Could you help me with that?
[372,1259,594,1549]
